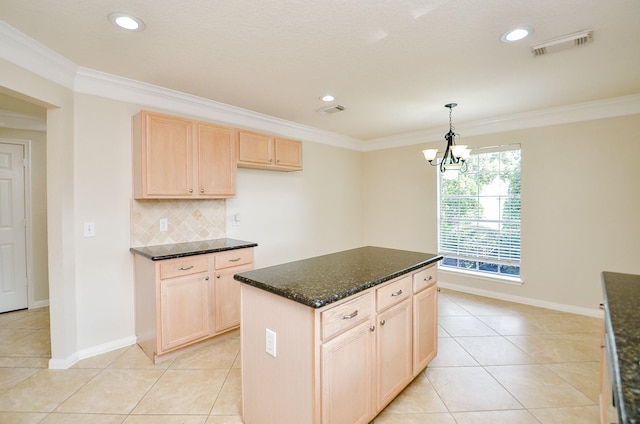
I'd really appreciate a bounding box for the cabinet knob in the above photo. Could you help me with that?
[205,276,209,281]
[370,325,375,332]
[269,158,273,163]
[380,319,386,326]
[200,188,204,193]
[276,159,280,163]
[189,188,193,193]
[217,274,221,279]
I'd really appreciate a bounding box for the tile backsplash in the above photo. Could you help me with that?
[131,199,226,247]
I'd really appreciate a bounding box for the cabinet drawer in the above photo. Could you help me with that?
[413,266,437,293]
[215,248,254,269]
[377,276,412,312]
[159,256,208,280]
[321,293,372,340]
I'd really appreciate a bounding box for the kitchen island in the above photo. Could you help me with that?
[601,271,640,424]
[234,246,442,424]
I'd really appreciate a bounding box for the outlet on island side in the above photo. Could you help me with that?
[266,328,277,357]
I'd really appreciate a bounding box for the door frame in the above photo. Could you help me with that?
[0,138,35,309]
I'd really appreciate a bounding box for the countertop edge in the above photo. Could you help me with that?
[235,254,443,309]
[130,239,258,261]
[602,270,640,424]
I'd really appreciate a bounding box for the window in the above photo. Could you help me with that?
[438,145,521,278]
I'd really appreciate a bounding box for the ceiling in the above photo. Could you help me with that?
[1,0,639,141]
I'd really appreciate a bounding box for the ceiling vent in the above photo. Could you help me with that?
[530,30,593,57]
[317,104,345,116]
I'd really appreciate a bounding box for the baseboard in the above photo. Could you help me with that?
[30,299,49,309]
[48,335,137,369]
[438,281,604,318]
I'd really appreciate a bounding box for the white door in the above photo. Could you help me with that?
[0,142,28,313]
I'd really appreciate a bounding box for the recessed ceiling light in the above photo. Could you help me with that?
[501,27,533,42]
[320,94,335,102]
[108,12,145,31]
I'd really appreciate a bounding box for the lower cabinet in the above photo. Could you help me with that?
[376,277,414,410]
[413,283,438,375]
[321,320,375,424]
[160,272,210,351]
[133,247,253,362]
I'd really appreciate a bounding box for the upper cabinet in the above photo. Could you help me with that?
[133,111,237,199]
[237,131,303,171]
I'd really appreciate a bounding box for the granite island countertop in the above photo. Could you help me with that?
[234,246,442,308]
[130,238,258,261]
[602,271,640,424]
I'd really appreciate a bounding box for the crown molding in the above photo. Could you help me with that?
[0,20,77,90]
[74,67,364,150]
[363,94,640,151]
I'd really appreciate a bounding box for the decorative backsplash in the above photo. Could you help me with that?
[130,199,226,247]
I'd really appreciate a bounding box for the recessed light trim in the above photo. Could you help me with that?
[501,26,533,42]
[320,94,335,102]
[109,12,145,31]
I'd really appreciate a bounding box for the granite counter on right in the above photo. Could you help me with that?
[601,271,640,424]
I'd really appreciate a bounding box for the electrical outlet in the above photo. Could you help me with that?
[159,218,168,232]
[266,328,276,357]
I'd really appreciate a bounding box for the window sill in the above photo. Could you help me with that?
[438,266,524,286]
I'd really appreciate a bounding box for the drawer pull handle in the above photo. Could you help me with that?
[424,275,433,281]
[342,310,359,320]
[391,289,403,297]
[229,258,242,262]
[178,266,194,271]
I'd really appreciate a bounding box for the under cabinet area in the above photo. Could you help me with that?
[132,247,254,362]
[238,130,303,171]
[132,110,237,199]
[240,260,439,424]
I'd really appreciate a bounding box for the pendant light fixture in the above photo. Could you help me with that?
[422,103,471,172]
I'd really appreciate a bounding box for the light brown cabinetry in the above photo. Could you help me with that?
[237,131,302,171]
[241,264,438,424]
[376,276,413,410]
[133,248,253,362]
[600,328,619,424]
[412,267,438,374]
[132,110,237,199]
[321,319,374,424]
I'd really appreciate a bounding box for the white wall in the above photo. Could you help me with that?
[363,115,640,313]
[227,141,364,268]
[73,94,140,353]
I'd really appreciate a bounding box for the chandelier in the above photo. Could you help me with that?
[422,103,471,172]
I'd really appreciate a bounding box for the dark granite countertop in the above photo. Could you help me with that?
[130,238,258,261]
[234,246,442,308]
[602,271,640,424]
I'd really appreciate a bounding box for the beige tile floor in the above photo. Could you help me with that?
[0,289,604,423]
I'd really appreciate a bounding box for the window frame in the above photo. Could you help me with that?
[436,144,522,283]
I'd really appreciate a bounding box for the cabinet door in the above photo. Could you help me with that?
[197,123,237,197]
[160,273,210,352]
[274,138,302,170]
[413,284,438,376]
[143,112,194,197]
[321,320,374,424]
[238,131,273,166]
[213,263,252,333]
[377,299,413,410]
